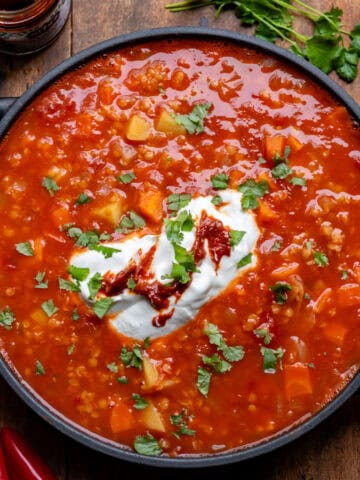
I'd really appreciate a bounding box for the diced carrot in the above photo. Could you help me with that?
[337,283,360,307]
[137,189,163,223]
[264,135,286,161]
[313,287,332,313]
[98,81,115,105]
[323,323,348,345]
[258,200,278,222]
[284,363,313,401]
[52,205,71,227]
[110,402,135,434]
[33,238,44,261]
[327,106,349,125]
[287,135,303,154]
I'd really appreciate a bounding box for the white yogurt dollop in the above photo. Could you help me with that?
[70,190,259,340]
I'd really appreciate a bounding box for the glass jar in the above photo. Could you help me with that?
[0,0,71,55]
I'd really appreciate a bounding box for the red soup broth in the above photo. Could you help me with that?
[0,39,359,457]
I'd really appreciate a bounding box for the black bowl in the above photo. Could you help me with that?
[0,26,359,468]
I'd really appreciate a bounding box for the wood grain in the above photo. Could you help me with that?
[0,1,359,479]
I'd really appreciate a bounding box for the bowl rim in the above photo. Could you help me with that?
[0,26,359,468]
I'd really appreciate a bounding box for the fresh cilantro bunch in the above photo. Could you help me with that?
[166,0,360,82]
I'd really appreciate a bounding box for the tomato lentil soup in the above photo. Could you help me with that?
[0,38,360,457]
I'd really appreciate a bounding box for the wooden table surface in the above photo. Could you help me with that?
[0,1,359,478]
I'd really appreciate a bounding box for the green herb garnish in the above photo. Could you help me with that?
[254,327,272,345]
[237,253,252,268]
[211,195,223,205]
[58,277,80,292]
[107,362,118,373]
[75,193,91,205]
[132,393,149,410]
[93,297,113,318]
[202,354,231,373]
[116,211,146,233]
[15,242,34,257]
[34,272,48,289]
[314,251,329,267]
[41,299,58,317]
[229,230,245,247]
[42,176,60,196]
[88,272,102,300]
[270,282,293,304]
[35,360,45,375]
[0,307,15,330]
[174,102,212,134]
[68,265,90,281]
[127,278,137,290]
[120,345,143,370]
[134,433,162,456]
[167,193,192,212]
[260,346,284,373]
[196,366,212,397]
[90,245,121,259]
[117,172,136,184]
[238,179,269,210]
[211,172,229,190]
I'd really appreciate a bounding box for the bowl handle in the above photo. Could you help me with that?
[0,97,17,121]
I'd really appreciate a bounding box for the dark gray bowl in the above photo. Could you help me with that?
[0,26,359,468]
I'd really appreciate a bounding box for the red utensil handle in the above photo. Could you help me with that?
[0,443,9,480]
[1,428,57,480]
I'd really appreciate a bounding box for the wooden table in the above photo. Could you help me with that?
[0,1,359,478]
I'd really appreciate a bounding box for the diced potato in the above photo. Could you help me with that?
[143,357,160,389]
[137,190,163,223]
[141,400,165,433]
[154,110,186,136]
[125,114,151,141]
[30,308,48,325]
[47,166,68,182]
[110,402,135,433]
[284,363,312,401]
[92,196,125,226]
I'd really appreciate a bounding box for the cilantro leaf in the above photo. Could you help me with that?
[34,272,48,289]
[221,344,244,362]
[174,102,212,134]
[127,278,136,290]
[132,393,149,410]
[120,345,143,370]
[117,211,146,233]
[134,434,162,456]
[341,270,349,280]
[237,253,252,268]
[202,354,231,374]
[290,176,307,186]
[271,240,282,252]
[334,48,358,83]
[88,272,102,300]
[117,172,136,184]
[305,36,342,74]
[41,299,58,317]
[260,346,284,373]
[164,211,194,243]
[0,307,15,330]
[230,230,245,247]
[170,409,196,438]
[42,176,60,196]
[75,193,91,205]
[93,297,113,318]
[211,195,223,205]
[107,362,118,373]
[314,251,329,267]
[67,344,76,356]
[254,327,273,345]
[90,245,121,259]
[196,366,212,397]
[163,263,190,284]
[117,376,128,384]
[35,360,45,376]
[68,265,90,281]
[67,228,100,248]
[58,277,80,292]
[211,173,229,190]
[272,162,292,179]
[350,21,360,54]
[72,308,79,321]
[15,242,34,257]
[238,179,269,210]
[270,282,292,304]
[167,193,191,212]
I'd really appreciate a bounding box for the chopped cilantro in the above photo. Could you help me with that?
[271,240,282,252]
[35,360,45,376]
[34,272,48,289]
[341,270,349,280]
[72,308,79,321]
[99,232,112,241]
[58,277,80,292]
[304,293,312,301]
[134,433,162,456]
[314,251,329,267]
[90,245,121,259]
[42,176,60,196]
[41,299,58,317]
[88,272,102,300]
[237,253,252,268]
[238,179,269,210]
[174,102,212,134]
[260,346,284,373]
[254,327,272,345]
[270,282,293,304]
[308,362,315,369]
[211,172,229,190]
[117,376,128,384]
[167,193,191,212]
[202,354,231,374]
[229,230,245,247]
[170,409,196,439]
[143,337,151,349]
[163,243,197,284]
[196,366,212,397]
[290,177,307,186]
[127,278,137,290]
[67,344,75,356]
[117,172,136,184]
[67,265,90,281]
[0,307,15,330]
[164,210,194,243]
[107,362,118,373]
[258,156,267,165]
[132,393,148,410]
[211,195,223,205]
[120,345,143,370]
[75,192,91,205]
[117,211,146,233]
[93,297,113,318]
[15,242,34,257]
[67,228,100,248]
[272,162,292,179]
[163,263,190,284]
[203,323,244,362]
